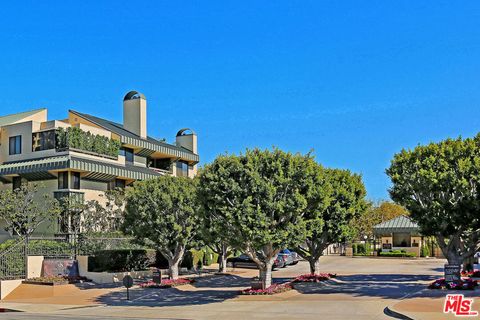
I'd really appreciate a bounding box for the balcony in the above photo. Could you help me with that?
[32,127,121,160]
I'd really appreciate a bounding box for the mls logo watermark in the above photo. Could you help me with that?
[444,294,478,317]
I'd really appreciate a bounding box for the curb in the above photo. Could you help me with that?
[383,306,414,320]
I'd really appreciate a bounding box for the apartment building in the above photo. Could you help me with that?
[0,91,199,240]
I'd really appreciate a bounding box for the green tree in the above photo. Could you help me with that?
[122,176,199,279]
[387,135,480,266]
[350,201,409,240]
[82,189,125,233]
[197,157,243,273]
[0,183,60,237]
[198,149,311,288]
[296,166,367,274]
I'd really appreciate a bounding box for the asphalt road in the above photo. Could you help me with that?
[0,256,447,320]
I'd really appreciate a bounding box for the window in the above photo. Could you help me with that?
[32,130,56,151]
[148,158,172,171]
[9,136,22,155]
[12,177,22,191]
[71,172,80,190]
[176,161,189,177]
[120,147,134,163]
[108,179,126,190]
[58,172,68,189]
[115,179,126,189]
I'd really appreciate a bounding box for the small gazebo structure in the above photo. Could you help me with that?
[373,215,423,256]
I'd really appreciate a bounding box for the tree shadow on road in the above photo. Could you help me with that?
[93,273,297,307]
[192,274,293,289]
[94,286,240,307]
[294,273,438,299]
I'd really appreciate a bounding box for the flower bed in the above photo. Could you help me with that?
[293,273,336,283]
[139,278,195,289]
[23,275,90,286]
[240,283,293,295]
[461,271,480,278]
[428,278,478,290]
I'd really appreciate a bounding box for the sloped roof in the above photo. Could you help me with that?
[373,215,420,235]
[0,108,46,127]
[69,110,199,162]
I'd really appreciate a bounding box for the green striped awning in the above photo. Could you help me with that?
[0,156,162,181]
[122,135,199,162]
[373,215,420,235]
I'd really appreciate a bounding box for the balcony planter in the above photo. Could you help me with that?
[56,147,118,161]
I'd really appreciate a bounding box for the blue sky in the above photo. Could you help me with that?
[1,1,480,200]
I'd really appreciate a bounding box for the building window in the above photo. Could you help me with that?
[32,130,56,151]
[176,161,189,177]
[120,147,134,163]
[12,177,22,191]
[148,158,172,171]
[109,179,126,190]
[71,172,80,190]
[58,172,68,189]
[9,136,22,155]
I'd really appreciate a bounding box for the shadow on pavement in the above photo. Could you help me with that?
[93,273,297,307]
[294,273,438,299]
[192,274,293,289]
[94,286,239,307]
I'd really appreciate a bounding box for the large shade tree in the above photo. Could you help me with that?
[123,176,199,279]
[198,148,312,288]
[387,135,480,266]
[0,183,60,237]
[197,156,249,273]
[296,166,367,274]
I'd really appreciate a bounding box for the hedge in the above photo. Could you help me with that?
[89,249,156,272]
[379,250,416,257]
[56,127,121,158]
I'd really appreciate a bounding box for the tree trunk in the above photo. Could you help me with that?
[218,243,228,273]
[308,258,321,275]
[259,260,274,289]
[437,235,463,266]
[165,245,185,280]
[168,259,180,280]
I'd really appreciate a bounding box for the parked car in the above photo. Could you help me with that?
[277,250,293,267]
[278,249,301,266]
[288,250,301,265]
[227,253,285,269]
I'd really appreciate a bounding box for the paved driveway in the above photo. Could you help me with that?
[0,256,448,320]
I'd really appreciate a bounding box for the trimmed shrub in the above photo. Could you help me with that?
[203,247,219,266]
[420,245,430,257]
[357,243,367,254]
[190,249,205,268]
[379,251,416,257]
[352,244,357,255]
[154,250,194,270]
[89,249,156,272]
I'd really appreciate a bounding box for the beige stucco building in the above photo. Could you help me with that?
[0,91,199,241]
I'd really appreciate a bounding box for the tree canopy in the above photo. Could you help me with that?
[198,148,312,288]
[0,183,60,237]
[123,175,199,279]
[387,135,480,266]
[350,201,409,240]
[297,166,367,274]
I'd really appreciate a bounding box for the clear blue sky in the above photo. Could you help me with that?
[1,1,480,200]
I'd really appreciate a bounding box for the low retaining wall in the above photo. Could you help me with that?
[0,279,23,299]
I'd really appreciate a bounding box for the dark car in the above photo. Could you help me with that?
[227,254,285,269]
